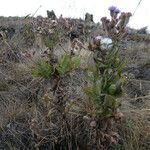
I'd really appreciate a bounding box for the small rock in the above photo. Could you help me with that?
[90,120,96,127]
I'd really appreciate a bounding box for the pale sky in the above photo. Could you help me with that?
[0,0,149,29]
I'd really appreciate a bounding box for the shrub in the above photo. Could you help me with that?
[84,5,132,117]
[56,54,80,77]
[85,42,127,117]
[31,59,53,78]
[78,6,132,148]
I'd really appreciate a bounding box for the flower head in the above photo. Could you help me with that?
[114,8,120,14]
[109,6,120,14]
[108,6,117,12]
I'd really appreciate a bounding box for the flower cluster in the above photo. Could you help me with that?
[108,6,120,19]
[101,6,132,41]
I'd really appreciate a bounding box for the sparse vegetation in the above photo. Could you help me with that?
[31,59,53,78]
[56,54,80,77]
[84,43,127,117]
[0,7,149,150]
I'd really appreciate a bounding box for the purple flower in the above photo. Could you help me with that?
[108,6,117,12]
[114,8,120,14]
[108,6,120,13]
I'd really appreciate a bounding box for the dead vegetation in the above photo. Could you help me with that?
[0,8,150,150]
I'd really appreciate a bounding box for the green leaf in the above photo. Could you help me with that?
[103,95,116,110]
[56,54,81,77]
[108,84,117,95]
[84,87,97,100]
[93,78,102,95]
[117,61,126,75]
[56,54,71,76]
[84,42,127,117]
[31,59,52,78]
[71,56,81,70]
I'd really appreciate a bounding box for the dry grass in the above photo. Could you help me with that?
[116,109,150,150]
[0,16,150,149]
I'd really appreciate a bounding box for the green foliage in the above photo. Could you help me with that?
[85,43,127,117]
[71,57,81,70]
[56,54,70,76]
[102,95,117,117]
[31,59,52,78]
[31,54,80,79]
[108,84,117,95]
[56,54,80,77]
[84,72,118,116]
[97,44,127,95]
